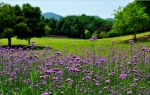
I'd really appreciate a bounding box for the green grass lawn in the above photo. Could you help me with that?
[0,31,150,53]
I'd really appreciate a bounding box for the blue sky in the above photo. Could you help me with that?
[1,0,134,19]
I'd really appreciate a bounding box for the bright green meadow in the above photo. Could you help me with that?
[1,32,150,52]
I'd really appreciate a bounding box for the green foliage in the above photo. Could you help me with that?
[2,28,14,46]
[135,0,150,16]
[99,31,107,38]
[45,14,111,39]
[44,25,52,36]
[46,18,57,35]
[135,0,150,32]
[84,29,90,39]
[0,3,16,29]
[91,31,107,38]
[92,31,99,38]
[14,22,31,40]
[112,2,150,40]
[2,28,14,38]
[106,30,120,38]
[0,2,16,46]
[35,19,46,37]
[0,2,47,46]
[21,3,46,45]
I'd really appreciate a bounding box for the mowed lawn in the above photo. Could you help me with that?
[0,31,150,53]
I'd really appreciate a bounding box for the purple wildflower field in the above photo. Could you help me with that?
[0,37,150,95]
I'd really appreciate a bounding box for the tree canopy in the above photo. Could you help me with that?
[112,1,150,40]
[0,3,16,46]
[0,2,48,46]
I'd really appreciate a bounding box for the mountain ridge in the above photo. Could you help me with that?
[42,12,63,20]
[42,12,113,20]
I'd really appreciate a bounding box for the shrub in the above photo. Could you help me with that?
[92,31,98,38]
[107,30,120,38]
[99,31,107,38]
[84,29,91,39]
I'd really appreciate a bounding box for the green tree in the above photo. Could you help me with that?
[135,0,150,16]
[46,14,112,39]
[14,22,31,40]
[47,18,57,35]
[62,22,70,36]
[55,18,65,35]
[2,28,14,46]
[22,3,45,45]
[135,0,150,31]
[84,29,90,39]
[112,2,150,40]
[13,4,29,41]
[0,3,16,46]
[44,25,52,36]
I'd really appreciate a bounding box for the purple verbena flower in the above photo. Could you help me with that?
[85,76,91,82]
[103,86,108,89]
[67,78,71,82]
[111,40,114,44]
[52,77,58,82]
[95,82,100,86]
[45,45,50,48]
[44,69,53,75]
[129,40,134,44]
[42,92,49,95]
[119,74,127,79]
[40,76,45,79]
[133,78,138,82]
[99,90,102,94]
[127,91,132,95]
[126,61,131,65]
[60,91,64,94]
[89,36,97,41]
[105,80,110,83]
[130,83,137,87]
[141,47,147,51]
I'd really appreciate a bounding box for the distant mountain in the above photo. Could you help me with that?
[94,16,114,20]
[42,12,114,21]
[42,12,63,20]
[105,18,114,21]
[94,15,100,18]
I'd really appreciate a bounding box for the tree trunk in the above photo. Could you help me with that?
[28,38,30,45]
[133,33,137,41]
[8,37,11,47]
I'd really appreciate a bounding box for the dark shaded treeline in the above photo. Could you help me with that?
[44,14,113,39]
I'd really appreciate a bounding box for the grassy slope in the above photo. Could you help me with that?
[0,32,150,52]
